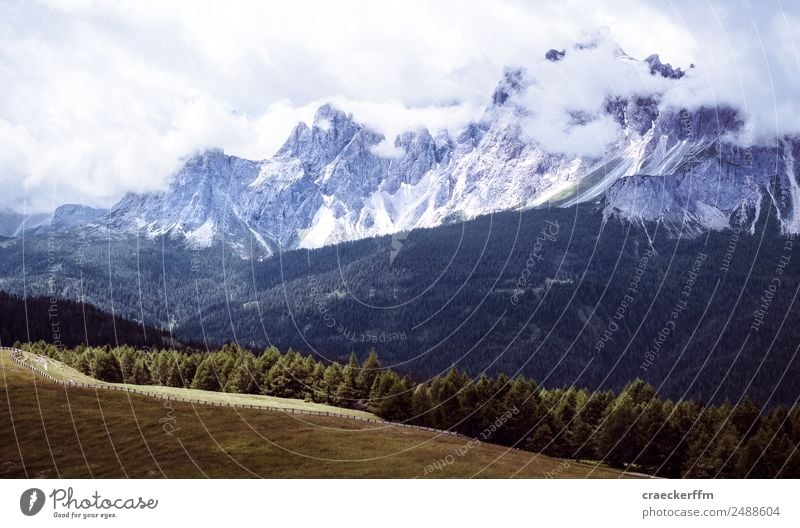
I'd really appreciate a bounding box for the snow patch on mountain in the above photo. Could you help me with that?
[185,219,215,248]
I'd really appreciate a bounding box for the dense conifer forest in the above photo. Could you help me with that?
[0,292,177,349]
[1,203,798,405]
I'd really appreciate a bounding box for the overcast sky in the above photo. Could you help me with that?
[1,0,799,212]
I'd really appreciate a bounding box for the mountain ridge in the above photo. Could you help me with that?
[7,39,800,257]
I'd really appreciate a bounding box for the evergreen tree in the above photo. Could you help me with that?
[255,346,280,385]
[90,350,122,382]
[368,370,398,412]
[224,356,257,394]
[436,368,468,430]
[192,357,222,391]
[75,350,93,376]
[596,394,638,468]
[410,384,434,427]
[526,422,555,453]
[731,396,761,439]
[500,376,537,444]
[336,352,361,404]
[372,375,412,421]
[356,349,381,396]
[131,357,152,385]
[116,348,137,382]
[265,362,291,397]
[180,355,198,387]
[709,423,743,478]
[309,362,327,402]
[322,363,344,404]
[165,356,184,387]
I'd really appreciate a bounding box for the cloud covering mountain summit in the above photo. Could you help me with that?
[65,40,800,255]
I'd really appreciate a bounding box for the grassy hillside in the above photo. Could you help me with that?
[11,349,375,419]
[0,352,633,478]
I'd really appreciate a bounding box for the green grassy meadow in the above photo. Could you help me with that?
[0,351,634,478]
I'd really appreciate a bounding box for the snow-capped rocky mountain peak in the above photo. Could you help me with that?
[644,54,686,79]
[49,39,800,255]
[491,66,530,106]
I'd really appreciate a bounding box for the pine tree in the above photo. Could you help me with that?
[90,350,122,382]
[410,384,434,427]
[152,351,170,385]
[500,376,538,443]
[254,346,280,387]
[625,378,657,406]
[336,352,361,404]
[596,394,638,468]
[265,362,291,397]
[309,362,326,402]
[526,422,554,453]
[131,357,152,385]
[116,348,137,382]
[737,432,770,477]
[681,407,719,477]
[373,376,412,421]
[368,370,399,412]
[224,356,257,394]
[730,396,761,439]
[217,355,236,390]
[165,355,184,387]
[75,350,92,376]
[180,355,198,387]
[635,400,667,469]
[568,416,595,460]
[192,357,222,391]
[711,423,743,478]
[437,368,468,430]
[322,363,344,404]
[356,349,381,397]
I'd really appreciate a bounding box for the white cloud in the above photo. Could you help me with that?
[370,140,405,159]
[327,96,485,142]
[0,0,798,211]
[514,33,673,156]
[656,1,800,144]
